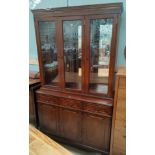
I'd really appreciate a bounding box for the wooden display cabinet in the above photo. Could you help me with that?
[32,3,122,155]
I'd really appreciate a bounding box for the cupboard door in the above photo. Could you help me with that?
[60,108,81,142]
[38,103,59,135]
[82,113,111,151]
[38,21,59,86]
[63,20,83,90]
[85,17,114,95]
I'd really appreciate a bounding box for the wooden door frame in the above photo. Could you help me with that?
[34,17,61,89]
[84,14,118,98]
[57,16,85,93]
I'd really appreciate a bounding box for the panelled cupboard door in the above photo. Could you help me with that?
[82,113,112,152]
[38,103,59,135]
[60,108,82,142]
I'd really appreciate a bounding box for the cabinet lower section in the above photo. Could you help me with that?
[36,89,113,154]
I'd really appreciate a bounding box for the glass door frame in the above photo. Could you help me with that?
[34,17,62,89]
[34,14,119,97]
[58,16,85,93]
[84,14,118,97]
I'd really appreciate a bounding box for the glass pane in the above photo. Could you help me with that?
[63,20,82,90]
[39,21,59,86]
[89,19,113,94]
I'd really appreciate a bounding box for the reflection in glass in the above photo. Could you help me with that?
[63,20,82,90]
[89,19,113,94]
[39,21,59,86]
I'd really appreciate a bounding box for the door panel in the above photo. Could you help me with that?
[60,108,81,142]
[38,103,59,135]
[84,15,116,97]
[63,19,83,90]
[38,21,59,86]
[89,18,113,94]
[82,113,111,151]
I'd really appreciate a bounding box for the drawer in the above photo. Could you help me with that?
[119,77,126,88]
[59,98,81,110]
[36,94,59,105]
[82,102,113,117]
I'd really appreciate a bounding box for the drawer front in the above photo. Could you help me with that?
[82,102,113,117]
[36,94,59,105]
[60,98,81,110]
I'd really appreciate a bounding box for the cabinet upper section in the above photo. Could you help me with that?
[32,3,122,98]
[32,3,122,18]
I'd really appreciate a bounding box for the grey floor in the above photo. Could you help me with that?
[62,144,102,155]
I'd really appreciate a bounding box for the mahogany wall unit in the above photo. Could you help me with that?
[32,3,122,154]
[110,67,126,155]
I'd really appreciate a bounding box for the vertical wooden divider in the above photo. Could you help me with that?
[83,17,90,93]
[34,19,45,85]
[108,15,119,98]
[56,19,65,89]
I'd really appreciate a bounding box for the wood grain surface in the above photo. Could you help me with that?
[110,67,126,155]
[29,125,73,155]
[32,3,122,154]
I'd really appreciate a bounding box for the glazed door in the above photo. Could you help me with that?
[37,20,60,87]
[84,15,118,97]
[61,16,85,91]
[38,102,59,135]
[35,14,118,96]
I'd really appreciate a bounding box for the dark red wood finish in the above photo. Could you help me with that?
[29,79,41,127]
[32,3,122,154]
[33,3,122,97]
[36,88,113,154]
